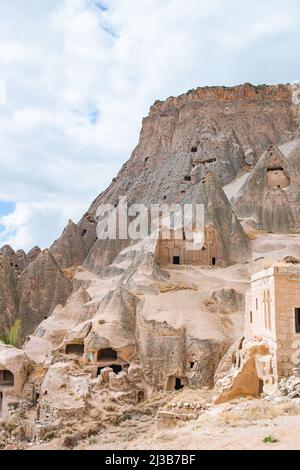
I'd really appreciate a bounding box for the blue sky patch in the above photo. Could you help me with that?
[102,23,118,38]
[89,108,101,124]
[90,1,108,12]
[0,200,15,217]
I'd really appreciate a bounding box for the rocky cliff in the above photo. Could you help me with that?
[234,144,300,232]
[85,82,299,272]
[0,82,300,409]
[89,83,299,210]
[1,82,300,447]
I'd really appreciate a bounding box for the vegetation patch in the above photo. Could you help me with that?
[0,319,22,348]
[158,282,197,293]
[263,435,278,444]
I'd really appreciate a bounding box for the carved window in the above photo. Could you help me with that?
[65,344,84,356]
[97,348,118,361]
[0,370,14,386]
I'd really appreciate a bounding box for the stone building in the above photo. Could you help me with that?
[155,224,220,266]
[214,258,300,403]
[245,260,300,381]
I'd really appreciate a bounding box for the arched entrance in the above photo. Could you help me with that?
[172,247,180,265]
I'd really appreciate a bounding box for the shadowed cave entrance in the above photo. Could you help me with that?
[65,344,84,356]
[97,348,118,362]
[259,380,264,396]
[97,364,123,376]
[166,375,188,391]
[175,378,184,390]
[0,370,14,387]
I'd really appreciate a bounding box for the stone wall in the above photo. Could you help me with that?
[245,264,300,382]
[274,267,300,377]
[155,225,220,266]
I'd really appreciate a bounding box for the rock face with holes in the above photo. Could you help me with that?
[15,234,244,419]
[83,83,298,274]
[181,171,250,265]
[1,83,300,444]
[234,144,300,232]
[1,82,299,338]
[88,83,298,213]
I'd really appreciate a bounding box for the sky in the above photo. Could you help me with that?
[0,0,299,251]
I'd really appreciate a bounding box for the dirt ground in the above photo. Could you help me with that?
[27,391,300,451]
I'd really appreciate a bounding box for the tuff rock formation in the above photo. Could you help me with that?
[49,220,87,269]
[89,83,298,213]
[26,247,41,266]
[18,250,72,337]
[0,252,18,335]
[182,171,250,264]
[1,83,300,448]
[213,338,270,404]
[234,144,300,232]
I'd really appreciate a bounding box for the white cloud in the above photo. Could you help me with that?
[0,0,299,251]
[0,80,6,105]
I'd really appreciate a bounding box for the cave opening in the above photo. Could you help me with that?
[97,348,118,361]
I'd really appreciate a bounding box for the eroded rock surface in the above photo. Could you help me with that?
[1,83,300,448]
[18,250,72,337]
[234,145,300,232]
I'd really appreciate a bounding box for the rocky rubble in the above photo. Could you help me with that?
[157,400,206,428]
[278,376,300,399]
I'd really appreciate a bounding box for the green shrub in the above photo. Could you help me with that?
[263,435,278,444]
[119,410,133,422]
[0,319,22,348]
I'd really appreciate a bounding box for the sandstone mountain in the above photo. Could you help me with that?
[18,249,72,337]
[234,144,300,232]
[182,171,250,264]
[84,83,299,273]
[1,82,300,337]
[0,251,18,335]
[1,83,300,449]
[49,219,87,269]
[0,81,299,338]
[89,83,298,212]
